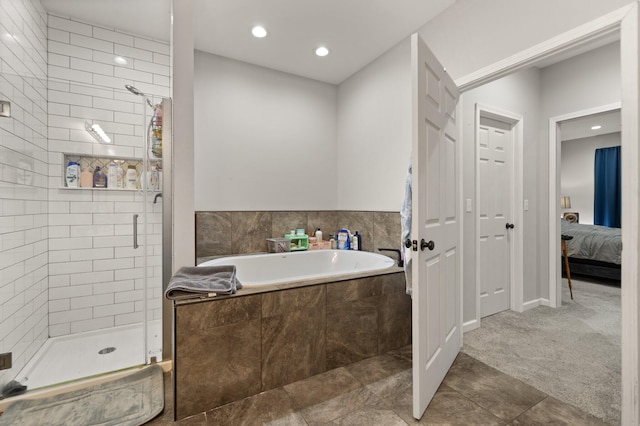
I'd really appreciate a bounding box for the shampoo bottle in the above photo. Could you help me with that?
[354,231,362,250]
[116,162,124,188]
[107,162,118,189]
[315,228,322,242]
[125,165,138,189]
[65,161,80,188]
[337,228,350,250]
[80,167,93,188]
[352,232,359,251]
[93,166,107,188]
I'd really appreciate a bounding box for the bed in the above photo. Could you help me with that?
[560,219,621,281]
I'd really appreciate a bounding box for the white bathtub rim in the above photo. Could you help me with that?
[198,250,397,288]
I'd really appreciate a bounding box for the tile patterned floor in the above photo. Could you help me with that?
[147,346,609,425]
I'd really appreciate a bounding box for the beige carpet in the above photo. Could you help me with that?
[0,365,164,426]
[463,278,621,425]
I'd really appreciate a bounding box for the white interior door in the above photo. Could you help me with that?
[411,33,461,420]
[479,118,513,317]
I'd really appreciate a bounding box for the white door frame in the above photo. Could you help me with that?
[474,104,524,326]
[454,4,638,424]
[548,102,621,308]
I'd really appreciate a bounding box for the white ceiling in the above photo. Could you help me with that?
[560,109,621,142]
[41,0,455,84]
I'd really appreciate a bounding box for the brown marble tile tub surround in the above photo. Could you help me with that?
[174,296,262,420]
[261,286,327,390]
[173,272,409,420]
[325,274,410,369]
[195,210,401,259]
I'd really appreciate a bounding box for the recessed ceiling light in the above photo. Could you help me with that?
[315,46,329,57]
[251,26,267,38]
[114,56,128,65]
[591,125,602,130]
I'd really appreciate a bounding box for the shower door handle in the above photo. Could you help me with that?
[133,214,139,249]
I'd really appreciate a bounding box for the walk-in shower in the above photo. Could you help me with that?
[0,0,173,403]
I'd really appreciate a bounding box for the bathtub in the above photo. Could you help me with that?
[198,249,395,287]
[177,252,409,419]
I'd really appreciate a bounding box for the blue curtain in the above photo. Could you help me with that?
[594,145,621,228]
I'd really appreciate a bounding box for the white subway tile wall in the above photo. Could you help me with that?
[0,0,49,388]
[46,14,169,337]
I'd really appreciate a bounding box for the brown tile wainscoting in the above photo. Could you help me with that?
[195,210,402,260]
[172,271,410,420]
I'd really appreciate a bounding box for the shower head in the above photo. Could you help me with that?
[125,84,145,96]
[124,85,155,108]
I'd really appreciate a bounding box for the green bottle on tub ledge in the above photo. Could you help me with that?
[284,229,309,251]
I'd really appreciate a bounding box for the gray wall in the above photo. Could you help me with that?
[538,42,621,300]
[337,38,411,211]
[460,67,542,324]
[194,51,339,211]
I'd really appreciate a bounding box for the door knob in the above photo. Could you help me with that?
[404,238,412,248]
[506,223,515,229]
[420,239,435,251]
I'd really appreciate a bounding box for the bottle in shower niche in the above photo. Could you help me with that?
[93,166,107,188]
[107,161,118,189]
[125,165,138,189]
[80,167,93,188]
[116,162,124,188]
[65,161,80,188]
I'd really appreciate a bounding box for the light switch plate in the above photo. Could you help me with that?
[0,100,10,118]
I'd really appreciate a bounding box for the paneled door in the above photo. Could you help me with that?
[478,119,514,317]
[411,33,461,420]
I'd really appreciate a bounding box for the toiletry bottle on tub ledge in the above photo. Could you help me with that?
[352,231,360,250]
[353,231,362,250]
[337,228,350,250]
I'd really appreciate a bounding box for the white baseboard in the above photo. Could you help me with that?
[523,298,548,311]
[463,318,480,333]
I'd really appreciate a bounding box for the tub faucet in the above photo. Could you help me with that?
[378,248,403,267]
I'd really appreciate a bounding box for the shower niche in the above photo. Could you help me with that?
[61,153,162,191]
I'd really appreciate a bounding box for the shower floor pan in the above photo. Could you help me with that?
[15,321,162,391]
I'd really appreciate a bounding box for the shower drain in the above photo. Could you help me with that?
[98,347,116,355]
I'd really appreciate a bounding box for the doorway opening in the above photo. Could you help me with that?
[549,104,622,307]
